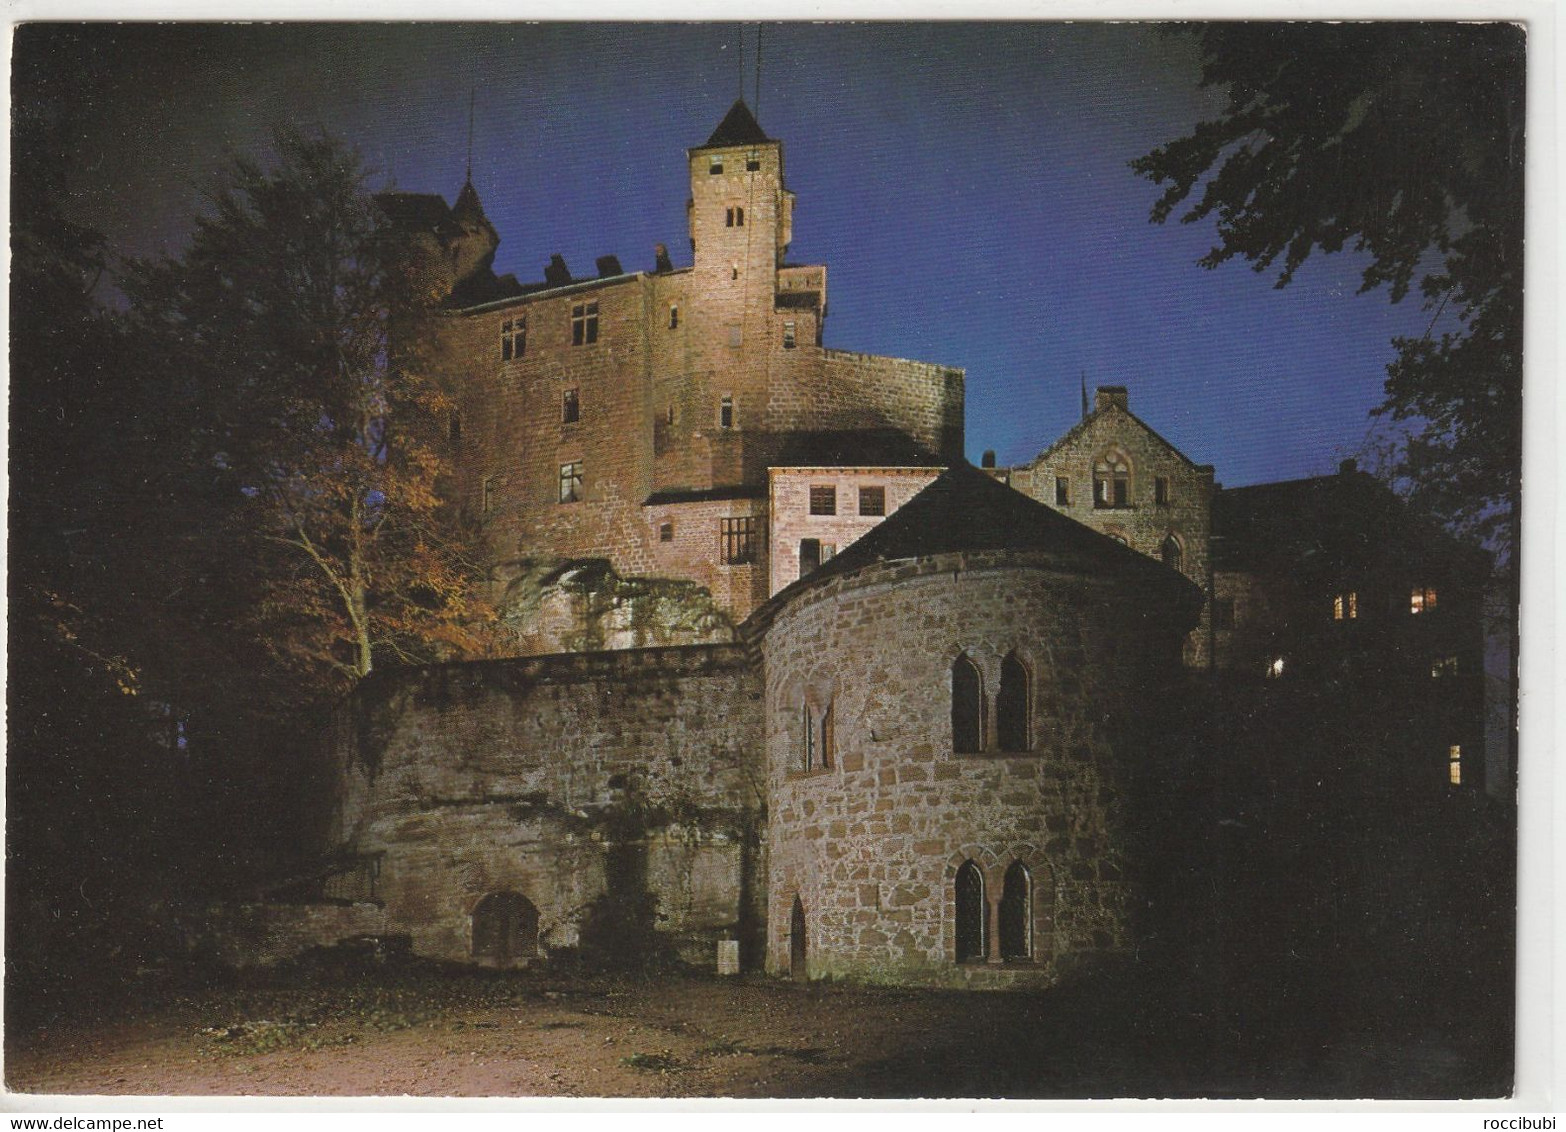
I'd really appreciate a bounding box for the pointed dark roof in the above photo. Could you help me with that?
[803,463,1193,592]
[451,179,487,222]
[1029,399,1204,472]
[702,99,772,148]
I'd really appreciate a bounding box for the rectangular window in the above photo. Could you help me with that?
[709,154,724,175]
[746,151,761,172]
[1410,586,1438,614]
[1332,591,1358,621]
[558,461,583,504]
[720,516,758,565]
[1155,476,1170,505]
[1432,655,1459,678]
[1055,476,1069,506]
[727,325,743,347]
[570,301,598,346]
[725,205,745,227]
[562,388,580,424]
[783,321,796,349]
[481,475,496,514]
[858,485,886,517]
[659,522,674,543]
[809,486,837,516]
[1449,744,1463,786]
[501,316,526,360]
[1212,598,1235,630]
[719,395,734,429]
[669,304,679,329]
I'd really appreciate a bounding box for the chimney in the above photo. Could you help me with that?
[1095,386,1129,414]
[1339,458,1358,476]
[544,254,572,287]
[595,254,623,278]
[653,243,674,273]
[980,450,996,468]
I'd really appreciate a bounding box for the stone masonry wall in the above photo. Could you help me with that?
[761,551,1189,985]
[329,645,766,966]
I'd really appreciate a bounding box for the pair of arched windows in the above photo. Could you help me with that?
[955,859,1032,963]
[951,652,1030,754]
[800,700,834,772]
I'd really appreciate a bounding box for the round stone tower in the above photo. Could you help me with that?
[755,463,1201,985]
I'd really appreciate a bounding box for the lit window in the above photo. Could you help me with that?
[1410,586,1438,614]
[719,395,734,429]
[659,522,674,542]
[1155,476,1170,506]
[562,388,580,424]
[746,151,761,172]
[809,486,837,516]
[1432,655,1459,678]
[720,516,758,565]
[558,461,583,504]
[1094,450,1131,508]
[501,315,526,360]
[858,486,885,517]
[1449,744,1463,785]
[570,302,598,346]
[725,205,745,227]
[1055,476,1069,506]
[709,154,724,175]
[481,476,496,514]
[669,304,679,329]
[1333,591,1358,621]
[783,321,796,349]
[1265,656,1285,679]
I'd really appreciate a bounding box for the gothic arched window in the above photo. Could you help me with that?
[1161,534,1183,573]
[951,654,984,754]
[999,862,1031,961]
[955,860,986,963]
[1094,449,1131,509]
[997,651,1030,753]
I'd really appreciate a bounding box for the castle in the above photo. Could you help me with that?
[229,102,1489,985]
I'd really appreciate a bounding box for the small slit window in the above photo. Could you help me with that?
[562,388,580,424]
[1155,476,1170,505]
[669,304,679,329]
[1055,476,1069,506]
[719,395,734,429]
[1449,744,1463,785]
[783,321,796,349]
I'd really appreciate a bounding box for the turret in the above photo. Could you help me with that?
[687,100,793,289]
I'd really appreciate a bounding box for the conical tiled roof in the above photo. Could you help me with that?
[702,99,772,147]
[452,179,487,222]
[803,463,1193,592]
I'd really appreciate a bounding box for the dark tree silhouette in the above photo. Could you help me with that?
[1133,23,1524,566]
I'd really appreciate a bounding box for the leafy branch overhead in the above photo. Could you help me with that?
[1133,24,1524,563]
[125,129,497,691]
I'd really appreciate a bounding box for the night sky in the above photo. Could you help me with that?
[23,22,1443,488]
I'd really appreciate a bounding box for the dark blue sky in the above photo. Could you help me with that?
[35,22,1438,488]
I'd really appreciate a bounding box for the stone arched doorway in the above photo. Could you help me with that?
[789,895,807,980]
[472,891,540,967]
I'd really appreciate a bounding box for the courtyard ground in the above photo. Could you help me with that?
[4,955,1512,1100]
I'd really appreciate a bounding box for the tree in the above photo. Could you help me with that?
[1132,23,1524,566]
[125,129,495,695]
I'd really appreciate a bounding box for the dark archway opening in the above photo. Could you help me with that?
[999,861,1031,961]
[472,891,539,967]
[1162,534,1183,573]
[955,860,986,963]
